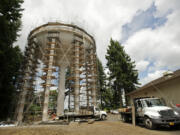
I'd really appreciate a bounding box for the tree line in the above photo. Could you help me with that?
[0,0,24,120]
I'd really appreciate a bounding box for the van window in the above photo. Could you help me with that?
[95,108,100,111]
[137,100,142,108]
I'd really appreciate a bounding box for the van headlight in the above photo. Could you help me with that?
[174,111,180,116]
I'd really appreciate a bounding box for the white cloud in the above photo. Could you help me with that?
[140,70,166,85]
[124,0,180,84]
[136,60,149,72]
[16,0,153,66]
[125,10,180,69]
[154,0,180,17]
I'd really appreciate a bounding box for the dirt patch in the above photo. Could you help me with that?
[0,121,179,135]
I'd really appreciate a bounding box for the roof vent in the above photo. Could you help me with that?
[163,70,173,78]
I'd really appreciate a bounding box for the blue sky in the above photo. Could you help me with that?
[121,3,170,84]
[123,1,180,85]
[121,3,169,43]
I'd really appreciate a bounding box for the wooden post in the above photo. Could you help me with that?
[132,101,136,126]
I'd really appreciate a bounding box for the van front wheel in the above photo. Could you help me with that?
[144,117,157,130]
[101,115,106,120]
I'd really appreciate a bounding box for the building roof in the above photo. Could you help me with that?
[126,69,180,96]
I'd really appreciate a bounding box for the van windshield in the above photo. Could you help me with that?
[95,108,100,111]
[144,99,165,107]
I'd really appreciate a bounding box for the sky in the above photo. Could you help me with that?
[16,0,180,86]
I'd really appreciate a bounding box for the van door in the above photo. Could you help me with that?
[94,107,100,116]
[136,100,144,117]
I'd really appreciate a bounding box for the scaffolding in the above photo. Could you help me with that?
[15,22,97,125]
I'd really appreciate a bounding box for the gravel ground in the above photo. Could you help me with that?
[0,119,180,135]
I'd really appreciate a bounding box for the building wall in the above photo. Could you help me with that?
[129,77,180,107]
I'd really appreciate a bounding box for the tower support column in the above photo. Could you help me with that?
[42,38,55,121]
[74,42,80,114]
[57,66,66,116]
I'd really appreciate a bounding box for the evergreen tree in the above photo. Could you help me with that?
[0,0,23,120]
[96,57,106,108]
[0,0,23,46]
[105,39,138,108]
[101,87,114,110]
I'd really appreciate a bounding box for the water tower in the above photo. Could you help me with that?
[16,22,97,124]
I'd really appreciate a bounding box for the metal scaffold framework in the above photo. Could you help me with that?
[15,22,97,125]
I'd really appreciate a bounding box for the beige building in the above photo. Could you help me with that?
[127,69,180,107]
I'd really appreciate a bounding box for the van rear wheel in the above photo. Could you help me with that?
[122,115,128,122]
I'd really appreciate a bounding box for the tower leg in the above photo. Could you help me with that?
[74,43,80,114]
[42,38,55,121]
[57,66,66,116]
[16,86,28,125]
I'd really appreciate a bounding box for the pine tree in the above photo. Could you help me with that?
[0,0,23,120]
[96,57,106,108]
[0,0,23,46]
[105,39,138,108]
